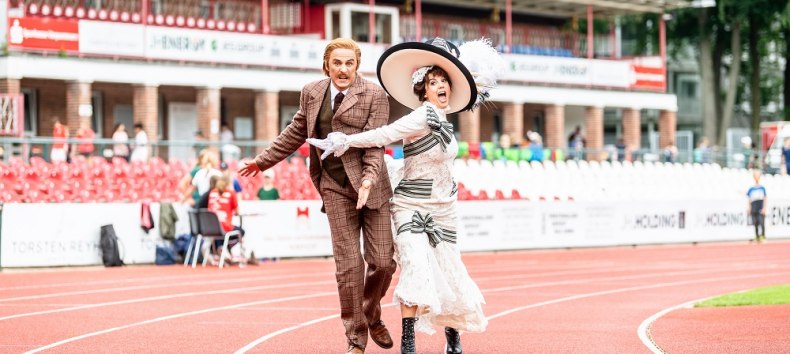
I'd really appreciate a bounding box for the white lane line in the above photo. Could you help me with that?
[233,302,399,354]
[485,271,790,322]
[231,265,783,353]
[0,272,233,291]
[0,280,335,322]
[0,272,327,303]
[22,291,338,354]
[636,288,756,354]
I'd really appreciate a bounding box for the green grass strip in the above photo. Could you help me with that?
[695,284,790,307]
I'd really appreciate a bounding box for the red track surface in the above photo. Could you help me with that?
[0,241,788,353]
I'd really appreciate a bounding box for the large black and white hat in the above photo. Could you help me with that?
[376,38,478,114]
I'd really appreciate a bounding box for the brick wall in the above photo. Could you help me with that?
[133,85,159,142]
[622,108,641,151]
[197,87,220,142]
[254,90,279,141]
[503,102,524,145]
[94,84,133,138]
[659,110,677,149]
[23,79,67,137]
[222,88,254,135]
[585,106,603,160]
[544,104,565,149]
[0,79,21,95]
[459,109,480,144]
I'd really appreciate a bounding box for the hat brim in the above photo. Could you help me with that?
[376,42,477,114]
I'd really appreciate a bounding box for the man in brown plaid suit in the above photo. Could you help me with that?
[239,38,396,354]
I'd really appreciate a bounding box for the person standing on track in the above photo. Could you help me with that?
[308,37,503,354]
[238,38,396,354]
[747,170,767,243]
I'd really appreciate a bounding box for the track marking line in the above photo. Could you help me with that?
[231,265,787,353]
[636,286,761,354]
[485,271,790,322]
[0,280,335,322]
[22,291,338,354]
[0,272,328,303]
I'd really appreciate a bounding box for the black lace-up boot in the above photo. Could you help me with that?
[401,317,417,354]
[445,327,462,354]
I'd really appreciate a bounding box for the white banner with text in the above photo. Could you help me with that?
[2,199,788,267]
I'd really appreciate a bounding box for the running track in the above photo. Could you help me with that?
[0,241,788,353]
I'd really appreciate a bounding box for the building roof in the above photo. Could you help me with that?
[421,0,700,18]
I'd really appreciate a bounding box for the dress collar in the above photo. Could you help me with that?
[422,101,451,115]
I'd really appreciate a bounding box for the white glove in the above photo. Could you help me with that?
[306,132,350,160]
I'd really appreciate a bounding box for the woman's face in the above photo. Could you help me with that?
[424,73,452,109]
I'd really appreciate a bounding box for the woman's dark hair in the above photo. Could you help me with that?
[413,66,451,102]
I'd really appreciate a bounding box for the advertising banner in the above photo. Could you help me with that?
[3,199,786,267]
[239,200,333,258]
[79,20,145,57]
[0,203,157,267]
[7,17,79,51]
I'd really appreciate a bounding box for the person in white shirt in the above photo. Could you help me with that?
[130,123,149,162]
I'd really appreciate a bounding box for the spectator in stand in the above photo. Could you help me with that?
[568,125,585,160]
[112,123,130,161]
[179,149,208,207]
[257,169,280,200]
[782,138,790,175]
[747,170,767,243]
[191,150,222,203]
[220,124,234,145]
[195,175,220,209]
[662,140,678,163]
[615,138,626,162]
[694,137,712,164]
[50,117,68,163]
[130,122,149,162]
[220,161,243,193]
[207,172,246,266]
[527,131,544,162]
[75,120,95,158]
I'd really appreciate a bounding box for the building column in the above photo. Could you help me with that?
[254,90,279,141]
[0,79,21,95]
[502,102,524,145]
[585,106,603,161]
[66,81,92,134]
[544,104,565,149]
[659,109,677,149]
[133,85,159,142]
[459,109,480,145]
[197,87,221,142]
[622,108,641,153]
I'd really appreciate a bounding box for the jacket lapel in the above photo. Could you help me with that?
[333,76,362,118]
[306,79,330,138]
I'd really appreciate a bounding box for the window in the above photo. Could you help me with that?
[679,80,698,99]
[91,91,103,135]
[22,88,37,136]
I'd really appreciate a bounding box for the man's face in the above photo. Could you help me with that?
[327,48,357,91]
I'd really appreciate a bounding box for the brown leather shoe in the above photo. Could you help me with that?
[346,344,364,354]
[369,320,394,349]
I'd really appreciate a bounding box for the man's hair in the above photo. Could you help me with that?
[323,38,361,76]
[412,66,451,103]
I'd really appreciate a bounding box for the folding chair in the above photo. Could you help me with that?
[196,209,244,269]
[184,209,200,267]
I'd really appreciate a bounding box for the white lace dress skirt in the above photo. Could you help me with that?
[390,201,488,335]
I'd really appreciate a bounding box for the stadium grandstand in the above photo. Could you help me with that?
[1,0,789,269]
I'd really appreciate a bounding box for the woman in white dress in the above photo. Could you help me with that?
[309,37,503,354]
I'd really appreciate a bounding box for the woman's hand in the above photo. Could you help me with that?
[238,160,261,177]
[307,132,350,160]
[356,179,372,209]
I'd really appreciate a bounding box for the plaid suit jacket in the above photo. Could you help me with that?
[254,75,393,209]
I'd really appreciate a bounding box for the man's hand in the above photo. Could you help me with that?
[356,179,372,209]
[238,160,261,177]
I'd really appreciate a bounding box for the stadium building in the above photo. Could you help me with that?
[0,0,681,162]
